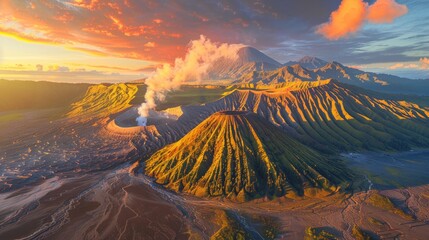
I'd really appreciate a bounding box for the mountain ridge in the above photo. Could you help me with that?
[284,56,328,69]
[237,58,429,95]
[138,80,429,154]
[208,46,281,79]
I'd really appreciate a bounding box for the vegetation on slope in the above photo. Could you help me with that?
[67,83,138,118]
[210,210,254,240]
[351,225,374,240]
[236,79,331,92]
[209,80,429,153]
[66,83,229,120]
[248,214,280,240]
[145,111,351,200]
[305,227,338,240]
[367,192,414,220]
[151,85,229,110]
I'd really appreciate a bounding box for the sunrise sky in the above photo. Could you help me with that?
[1,0,428,83]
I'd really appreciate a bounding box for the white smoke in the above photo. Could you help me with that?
[136,35,244,126]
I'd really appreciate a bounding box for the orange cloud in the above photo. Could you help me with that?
[109,15,124,30]
[367,0,408,23]
[71,0,101,11]
[347,65,369,70]
[144,42,156,47]
[108,15,155,37]
[82,26,114,37]
[137,64,164,73]
[388,63,419,70]
[53,12,75,23]
[388,59,429,70]
[420,57,429,69]
[0,1,190,62]
[68,63,157,72]
[316,0,368,40]
[317,0,408,40]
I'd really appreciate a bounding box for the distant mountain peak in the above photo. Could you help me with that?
[208,46,281,79]
[331,61,344,66]
[299,56,324,63]
[284,56,328,69]
[320,61,360,73]
[289,63,308,70]
[236,46,281,66]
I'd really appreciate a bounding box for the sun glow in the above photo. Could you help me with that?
[0,35,157,82]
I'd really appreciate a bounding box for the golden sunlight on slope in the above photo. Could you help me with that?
[145,111,351,201]
[67,83,139,119]
[212,80,429,152]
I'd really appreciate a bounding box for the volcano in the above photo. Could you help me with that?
[145,111,351,201]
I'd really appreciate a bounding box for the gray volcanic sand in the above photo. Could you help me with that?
[2,108,429,239]
[0,108,138,193]
[1,157,429,239]
[0,171,193,240]
[342,150,429,190]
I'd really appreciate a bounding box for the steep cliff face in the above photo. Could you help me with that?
[145,111,350,200]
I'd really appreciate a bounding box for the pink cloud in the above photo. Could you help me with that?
[317,0,408,40]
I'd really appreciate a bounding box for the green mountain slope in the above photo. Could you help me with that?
[206,80,429,152]
[67,83,139,119]
[129,80,429,157]
[145,111,351,201]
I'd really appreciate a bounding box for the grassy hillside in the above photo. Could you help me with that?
[145,111,351,200]
[67,83,139,118]
[235,79,331,92]
[210,210,254,240]
[67,83,229,119]
[130,85,229,110]
[0,80,90,112]
[200,80,429,153]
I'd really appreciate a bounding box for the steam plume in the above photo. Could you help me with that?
[136,35,244,126]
